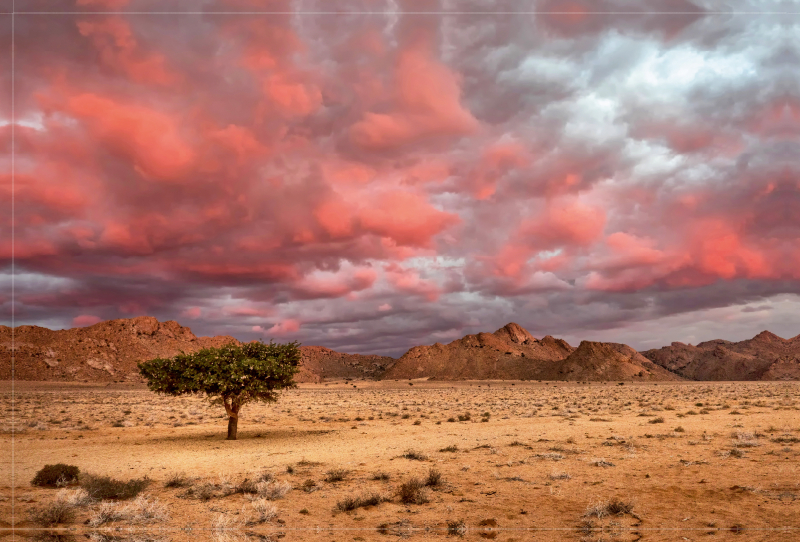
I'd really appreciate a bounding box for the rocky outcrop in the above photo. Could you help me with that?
[641,331,800,381]
[0,316,240,383]
[536,341,682,381]
[382,323,576,380]
[383,323,680,381]
[0,317,395,383]
[298,346,396,382]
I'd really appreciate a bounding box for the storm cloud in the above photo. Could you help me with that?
[3,0,799,356]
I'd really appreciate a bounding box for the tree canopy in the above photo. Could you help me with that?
[138,340,301,439]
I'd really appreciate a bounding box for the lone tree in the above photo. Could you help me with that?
[138,340,301,440]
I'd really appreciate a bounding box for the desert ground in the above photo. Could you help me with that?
[1,380,799,542]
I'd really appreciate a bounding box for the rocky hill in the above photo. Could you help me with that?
[295,346,396,382]
[0,316,392,384]
[641,331,800,380]
[382,323,573,381]
[537,341,682,381]
[4,318,794,383]
[0,317,242,383]
[382,323,680,381]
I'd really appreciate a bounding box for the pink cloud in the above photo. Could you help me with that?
[72,314,102,327]
[384,263,441,302]
[67,94,194,181]
[182,307,202,319]
[359,191,460,247]
[378,303,392,311]
[520,198,606,250]
[350,45,478,151]
[268,319,301,335]
[76,17,177,86]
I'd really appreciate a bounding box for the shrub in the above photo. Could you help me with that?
[122,495,169,524]
[324,468,349,483]
[372,472,391,481]
[424,468,443,488]
[447,519,467,536]
[87,502,125,527]
[457,412,471,422]
[56,488,93,507]
[248,498,278,524]
[648,417,665,424]
[31,464,80,488]
[164,472,192,488]
[301,479,317,492]
[439,445,458,453]
[81,474,149,500]
[28,501,76,526]
[336,492,388,512]
[583,498,633,518]
[398,478,429,504]
[402,449,428,461]
[253,480,292,500]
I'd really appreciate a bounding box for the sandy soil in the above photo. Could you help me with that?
[1,380,799,541]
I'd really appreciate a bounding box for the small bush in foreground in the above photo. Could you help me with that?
[81,474,149,500]
[583,498,634,519]
[164,472,192,488]
[123,495,170,525]
[87,502,125,527]
[248,498,278,524]
[28,500,76,526]
[398,478,429,504]
[439,445,458,453]
[402,449,428,461]
[324,468,349,482]
[32,464,80,488]
[336,492,389,512]
[447,519,467,536]
[372,472,391,481]
[424,467,443,487]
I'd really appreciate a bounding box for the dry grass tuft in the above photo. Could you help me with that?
[398,477,429,504]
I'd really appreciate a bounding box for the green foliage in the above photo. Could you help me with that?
[31,464,80,487]
[137,341,300,409]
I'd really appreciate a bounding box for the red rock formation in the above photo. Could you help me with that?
[641,330,800,380]
[382,323,576,380]
[0,317,396,383]
[0,317,240,383]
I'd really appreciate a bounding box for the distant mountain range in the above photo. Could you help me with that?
[640,330,800,381]
[1,317,798,382]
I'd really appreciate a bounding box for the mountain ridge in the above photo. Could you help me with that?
[2,318,796,382]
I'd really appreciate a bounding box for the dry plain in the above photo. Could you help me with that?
[1,380,799,542]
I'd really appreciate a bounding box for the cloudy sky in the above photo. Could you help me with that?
[2,0,799,356]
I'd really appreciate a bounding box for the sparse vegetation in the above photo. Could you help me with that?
[31,464,80,488]
[81,474,150,501]
[402,449,428,461]
[424,467,444,487]
[583,498,634,518]
[398,477,429,504]
[164,472,192,488]
[324,468,349,482]
[335,492,389,511]
[28,500,76,526]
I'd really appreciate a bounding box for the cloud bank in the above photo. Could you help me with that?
[3,0,799,356]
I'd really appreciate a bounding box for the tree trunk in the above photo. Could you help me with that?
[227,415,238,440]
